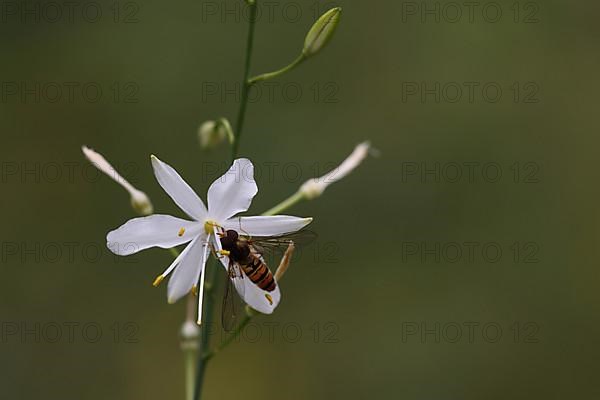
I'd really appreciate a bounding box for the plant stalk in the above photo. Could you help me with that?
[231,0,259,161]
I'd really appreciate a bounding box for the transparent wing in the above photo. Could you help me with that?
[245,230,317,257]
[221,259,246,332]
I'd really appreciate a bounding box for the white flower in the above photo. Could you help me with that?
[82,145,153,215]
[106,156,312,324]
[300,141,371,199]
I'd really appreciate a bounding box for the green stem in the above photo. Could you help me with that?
[193,5,259,399]
[248,54,307,85]
[201,307,255,362]
[262,191,306,216]
[192,259,219,400]
[183,345,197,400]
[231,0,259,161]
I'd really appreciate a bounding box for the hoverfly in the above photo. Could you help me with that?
[216,226,316,331]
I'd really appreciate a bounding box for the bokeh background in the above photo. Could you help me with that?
[2,0,600,398]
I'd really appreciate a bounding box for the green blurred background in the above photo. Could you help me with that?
[2,0,599,398]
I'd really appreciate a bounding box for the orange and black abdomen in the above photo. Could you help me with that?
[240,253,277,292]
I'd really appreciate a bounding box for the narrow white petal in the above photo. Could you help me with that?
[224,216,313,237]
[207,158,258,221]
[151,155,208,220]
[106,215,200,255]
[167,237,209,303]
[82,146,137,194]
[82,146,154,214]
[196,254,207,324]
[300,141,370,199]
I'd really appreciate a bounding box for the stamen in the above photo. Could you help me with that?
[265,294,273,305]
[178,227,186,237]
[196,252,207,325]
[204,220,220,234]
[191,285,198,296]
[218,250,230,256]
[152,275,164,287]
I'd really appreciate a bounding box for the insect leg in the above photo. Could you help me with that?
[274,241,295,281]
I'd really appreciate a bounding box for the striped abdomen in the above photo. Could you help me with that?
[240,251,276,292]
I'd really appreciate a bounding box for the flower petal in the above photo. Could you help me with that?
[106,215,201,255]
[211,231,280,314]
[151,155,208,220]
[238,277,281,314]
[207,158,258,221]
[167,236,209,303]
[223,215,313,236]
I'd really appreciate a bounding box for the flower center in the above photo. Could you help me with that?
[204,220,219,234]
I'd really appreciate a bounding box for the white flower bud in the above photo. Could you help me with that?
[130,189,154,215]
[300,141,371,199]
[180,320,201,341]
[198,118,234,150]
[82,145,154,215]
[303,7,342,58]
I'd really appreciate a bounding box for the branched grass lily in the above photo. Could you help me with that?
[106,156,312,323]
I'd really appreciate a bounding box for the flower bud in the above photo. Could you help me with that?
[198,118,234,150]
[180,320,200,350]
[130,189,154,215]
[303,7,342,58]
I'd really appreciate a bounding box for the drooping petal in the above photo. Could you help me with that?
[223,215,313,237]
[207,158,258,221]
[238,276,281,314]
[106,215,201,256]
[151,155,208,221]
[212,230,280,314]
[167,236,209,303]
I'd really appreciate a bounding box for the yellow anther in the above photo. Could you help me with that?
[218,250,231,256]
[191,285,198,296]
[265,294,273,305]
[178,227,186,237]
[153,275,164,287]
[204,220,219,234]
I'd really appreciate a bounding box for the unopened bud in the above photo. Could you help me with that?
[303,7,342,58]
[130,189,154,215]
[198,118,234,150]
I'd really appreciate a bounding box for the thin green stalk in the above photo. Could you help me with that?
[193,3,259,399]
[231,0,259,161]
[262,191,306,216]
[192,259,219,400]
[248,54,306,85]
[183,346,196,400]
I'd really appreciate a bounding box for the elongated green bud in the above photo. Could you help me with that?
[303,7,342,58]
